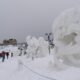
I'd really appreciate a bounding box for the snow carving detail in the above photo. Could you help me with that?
[58,32,77,45]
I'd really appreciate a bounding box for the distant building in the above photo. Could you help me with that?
[3,38,17,45]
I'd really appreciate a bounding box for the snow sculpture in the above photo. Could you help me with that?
[53,7,80,68]
[26,36,49,59]
[37,37,49,57]
[26,36,39,59]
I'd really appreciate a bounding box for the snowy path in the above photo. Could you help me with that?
[22,63,56,80]
[7,57,56,80]
[0,56,55,80]
[0,56,80,80]
[8,62,56,80]
[20,56,80,80]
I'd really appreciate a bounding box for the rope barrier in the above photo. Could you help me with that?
[22,63,56,80]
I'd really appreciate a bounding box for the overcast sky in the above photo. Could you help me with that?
[0,0,80,42]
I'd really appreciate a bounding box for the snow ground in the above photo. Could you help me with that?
[0,55,80,80]
[21,55,80,80]
[0,46,80,80]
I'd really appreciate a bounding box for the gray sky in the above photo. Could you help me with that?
[0,0,80,42]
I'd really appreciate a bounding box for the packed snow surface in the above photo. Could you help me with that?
[0,54,80,80]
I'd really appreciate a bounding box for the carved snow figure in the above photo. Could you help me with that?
[26,36,49,59]
[26,36,39,60]
[37,37,49,57]
[53,7,80,69]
